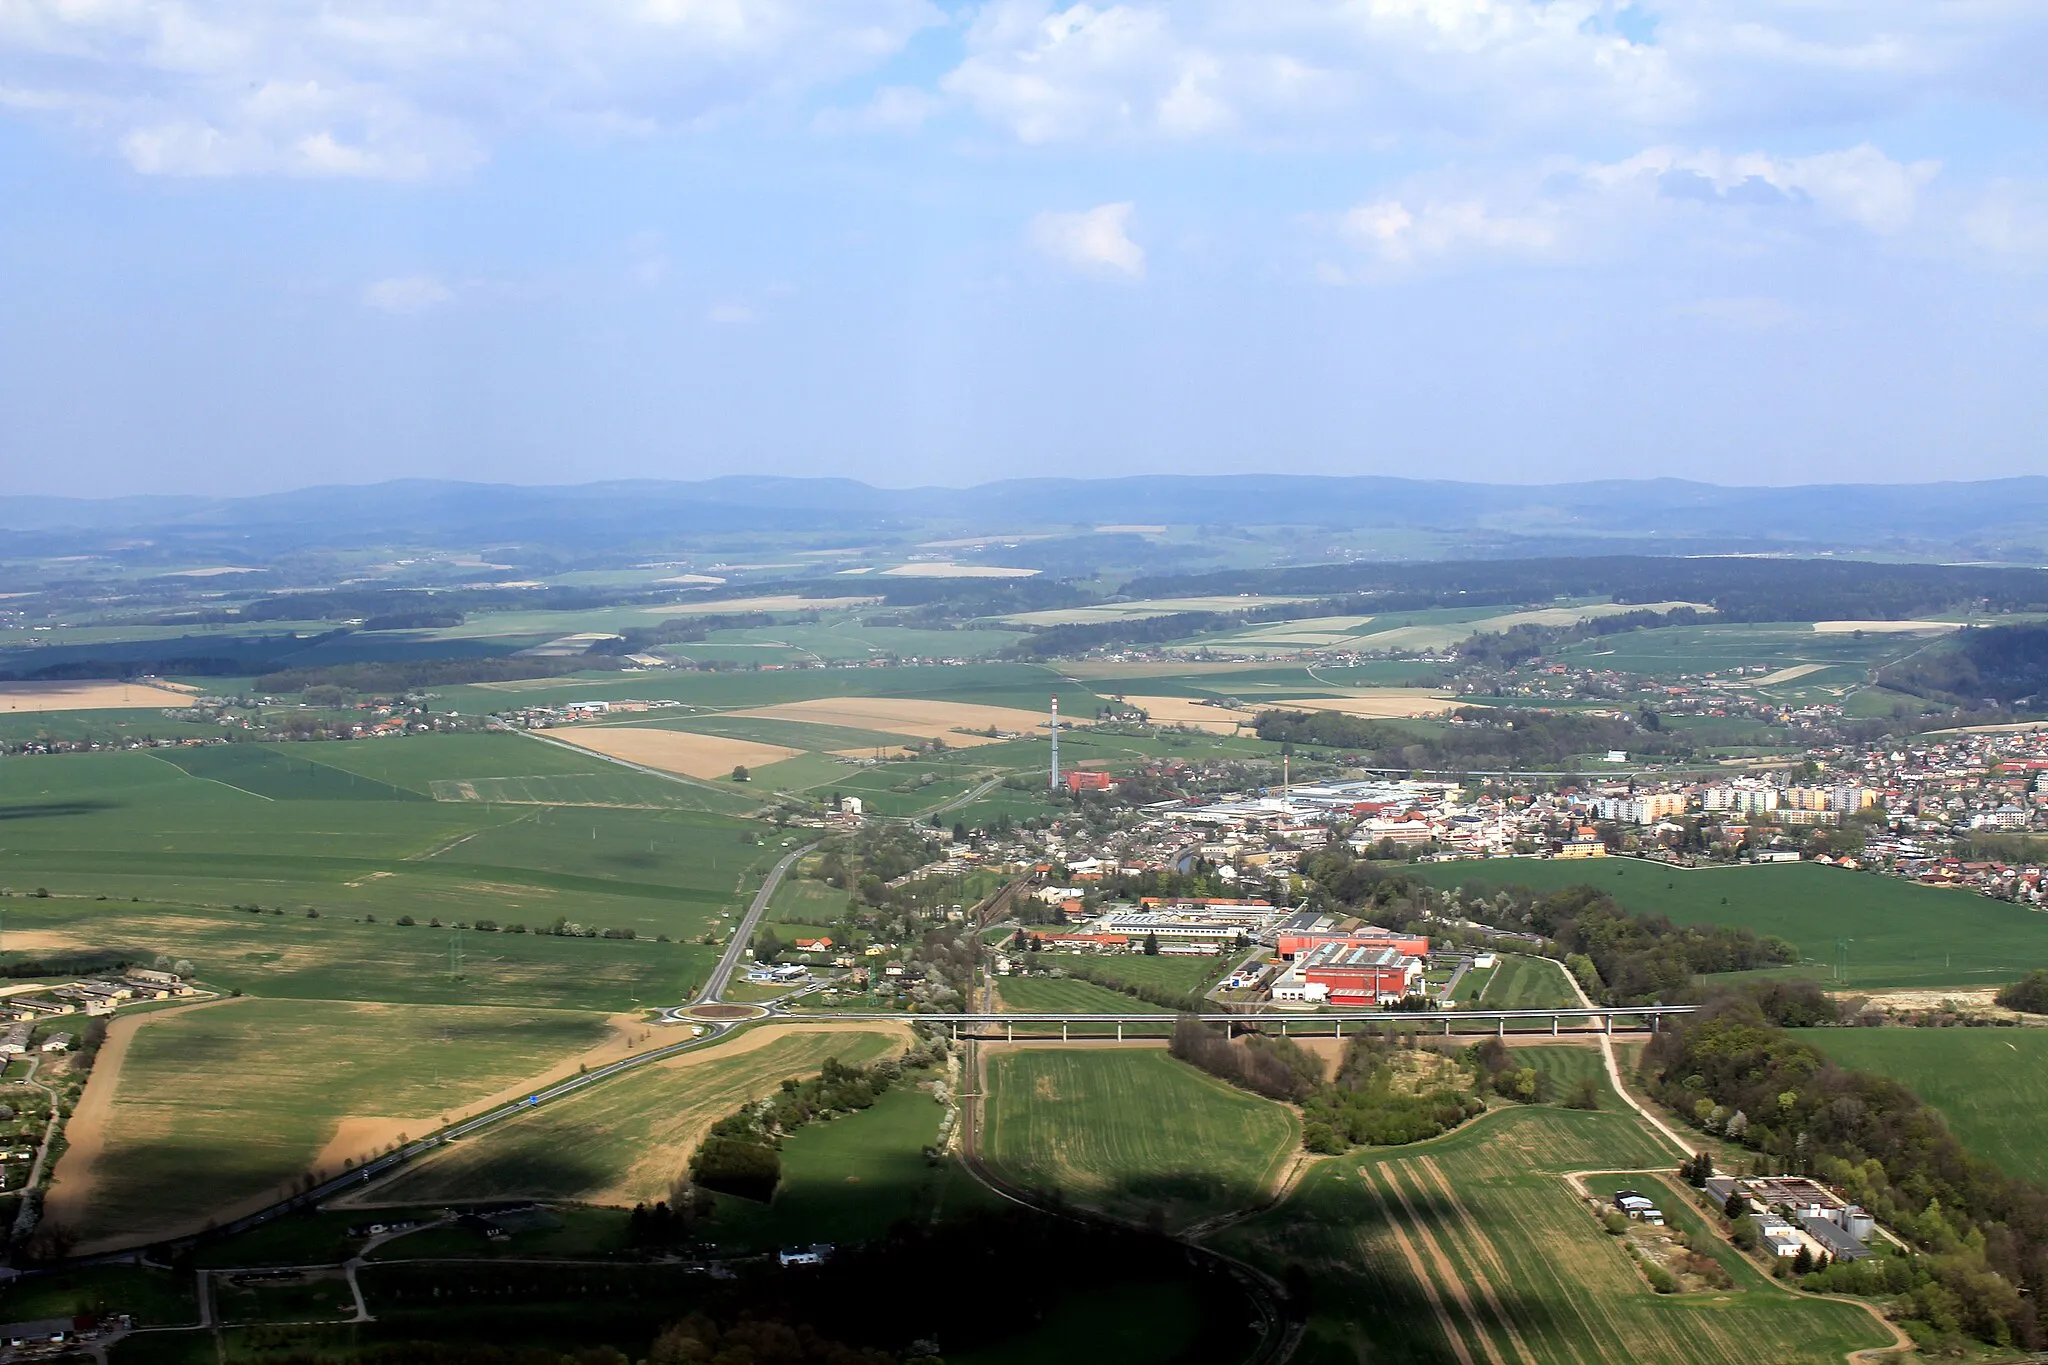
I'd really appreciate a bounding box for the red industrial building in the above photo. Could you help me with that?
[1064,770,1116,792]
[1273,941,1425,1005]
[1275,930,1430,961]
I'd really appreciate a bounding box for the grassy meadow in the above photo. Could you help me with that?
[365,1026,904,1207]
[1792,1028,2048,1186]
[1213,1103,1890,1365]
[1419,859,2048,990]
[981,1047,1298,1231]
[56,999,615,1249]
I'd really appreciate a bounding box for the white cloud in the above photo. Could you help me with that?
[1028,201,1146,278]
[361,274,453,314]
[705,300,758,324]
[939,0,2048,149]
[1333,142,1938,275]
[0,0,940,177]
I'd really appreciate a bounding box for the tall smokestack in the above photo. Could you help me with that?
[1050,696,1060,790]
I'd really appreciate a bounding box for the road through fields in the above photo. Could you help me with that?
[697,840,819,1004]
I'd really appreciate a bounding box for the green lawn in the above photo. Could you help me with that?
[1419,859,2048,990]
[981,1048,1298,1232]
[1212,1104,1890,1365]
[366,1027,903,1208]
[58,998,615,1249]
[1793,1027,2048,1185]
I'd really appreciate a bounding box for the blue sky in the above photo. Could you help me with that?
[2,0,2046,496]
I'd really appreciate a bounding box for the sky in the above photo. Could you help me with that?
[3,1,2047,497]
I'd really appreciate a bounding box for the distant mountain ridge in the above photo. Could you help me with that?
[4,474,2047,560]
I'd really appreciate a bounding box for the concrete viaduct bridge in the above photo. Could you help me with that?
[770,1005,1700,1043]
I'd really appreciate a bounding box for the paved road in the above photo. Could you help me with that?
[695,839,820,1005]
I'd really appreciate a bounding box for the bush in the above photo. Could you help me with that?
[1996,969,2048,1015]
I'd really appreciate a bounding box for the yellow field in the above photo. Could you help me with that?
[728,696,1051,746]
[881,563,1040,578]
[1267,690,1465,718]
[1744,663,1828,686]
[546,725,802,778]
[646,595,881,615]
[1124,690,1461,728]
[1118,696,1255,732]
[0,679,200,712]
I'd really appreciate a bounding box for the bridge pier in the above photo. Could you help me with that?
[1552,1016,1559,1036]
[1444,1017,1452,1035]
[1006,1021,1013,1043]
[1116,1021,1123,1042]
[1334,1020,1342,1039]
[1280,1021,1288,1037]
[1604,1013,1614,1035]
[1062,1022,1068,1042]
[1497,1017,1505,1037]
[949,1022,957,1042]
[1651,1013,1660,1034]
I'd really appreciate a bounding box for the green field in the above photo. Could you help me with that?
[365,1026,903,1207]
[1033,952,1227,996]
[0,1263,199,1327]
[996,976,1175,1033]
[981,1048,1298,1232]
[1552,622,1935,678]
[58,999,615,1249]
[1472,954,1584,1013]
[1420,859,2048,990]
[1213,1103,1890,1365]
[434,662,1105,719]
[705,1083,999,1251]
[997,976,1175,1013]
[3,896,717,1010]
[1793,1027,2048,1185]
[0,738,774,979]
